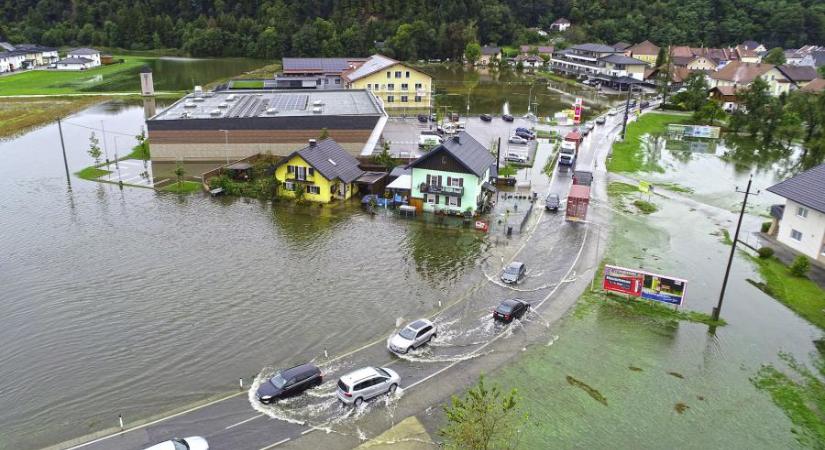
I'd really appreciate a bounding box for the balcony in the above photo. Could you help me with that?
[419,183,464,196]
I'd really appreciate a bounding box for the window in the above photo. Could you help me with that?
[308,168,314,176]
[415,83,422,90]
[366,84,371,90]
[306,185,320,195]
[387,83,394,91]
[797,206,809,218]
[401,83,408,90]
[395,71,402,78]
[387,95,394,102]
[448,177,463,187]
[448,196,459,207]
[334,78,340,84]
[287,165,294,174]
[426,194,435,204]
[791,229,803,241]
[821,243,825,256]
[415,96,422,102]
[284,181,296,191]
[405,71,410,78]
[400,95,408,102]
[386,71,391,79]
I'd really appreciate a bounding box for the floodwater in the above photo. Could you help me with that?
[0,100,509,449]
[422,64,610,119]
[85,56,267,92]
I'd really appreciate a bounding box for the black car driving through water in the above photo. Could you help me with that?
[256,363,322,404]
[492,299,530,323]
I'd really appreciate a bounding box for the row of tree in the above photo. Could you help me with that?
[1,0,824,59]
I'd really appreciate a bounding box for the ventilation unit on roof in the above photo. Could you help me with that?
[313,100,324,106]
[312,107,323,114]
[203,92,215,98]
[226,94,236,101]
[193,97,205,102]
[210,109,222,117]
[265,108,278,115]
[194,85,203,93]
[179,112,190,119]
[218,103,229,109]
[183,102,196,108]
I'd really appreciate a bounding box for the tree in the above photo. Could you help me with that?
[87,132,102,165]
[789,255,811,277]
[655,46,668,68]
[464,42,481,65]
[373,141,397,170]
[693,100,725,125]
[440,375,525,450]
[819,66,825,79]
[673,72,709,111]
[738,77,773,136]
[319,128,329,140]
[174,162,185,189]
[498,163,517,178]
[134,128,149,159]
[763,47,786,65]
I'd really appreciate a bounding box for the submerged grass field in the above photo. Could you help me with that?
[0,97,107,139]
[160,181,202,194]
[608,112,692,173]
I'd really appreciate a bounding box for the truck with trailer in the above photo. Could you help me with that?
[558,129,582,170]
[565,184,590,222]
[572,170,593,186]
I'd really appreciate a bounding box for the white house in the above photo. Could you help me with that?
[767,163,825,264]
[709,61,792,97]
[67,48,101,67]
[0,50,27,73]
[550,18,571,32]
[55,57,95,70]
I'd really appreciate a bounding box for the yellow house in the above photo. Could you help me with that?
[274,139,364,203]
[628,40,660,66]
[342,54,431,109]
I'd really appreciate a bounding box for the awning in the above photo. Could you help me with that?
[387,174,411,190]
[482,181,497,192]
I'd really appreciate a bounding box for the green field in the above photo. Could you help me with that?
[608,112,692,173]
[230,80,265,89]
[749,255,825,331]
[0,56,150,95]
[160,180,202,194]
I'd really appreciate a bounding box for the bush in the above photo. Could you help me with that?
[757,247,775,259]
[761,221,772,233]
[789,255,811,277]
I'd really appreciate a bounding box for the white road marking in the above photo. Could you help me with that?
[225,414,263,430]
[259,437,291,449]
[301,428,316,435]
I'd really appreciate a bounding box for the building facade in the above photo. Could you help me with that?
[767,164,825,264]
[342,54,432,110]
[710,61,791,97]
[273,139,364,203]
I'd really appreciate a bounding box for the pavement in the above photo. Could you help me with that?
[54,112,625,450]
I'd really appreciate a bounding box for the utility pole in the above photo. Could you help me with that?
[101,120,110,163]
[712,175,759,323]
[57,117,71,187]
[620,82,634,139]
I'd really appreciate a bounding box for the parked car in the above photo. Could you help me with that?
[509,135,528,145]
[515,127,535,138]
[336,367,400,407]
[417,114,428,123]
[502,114,514,122]
[641,100,650,108]
[515,130,534,140]
[500,261,526,284]
[143,437,209,450]
[607,109,617,116]
[595,116,606,125]
[505,152,528,164]
[492,299,530,323]
[545,193,560,212]
[256,363,323,404]
[480,114,492,122]
[388,319,436,354]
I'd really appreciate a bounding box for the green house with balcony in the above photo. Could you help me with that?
[408,132,496,215]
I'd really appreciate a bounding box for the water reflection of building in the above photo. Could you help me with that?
[146,89,387,168]
[142,97,156,119]
[665,138,716,154]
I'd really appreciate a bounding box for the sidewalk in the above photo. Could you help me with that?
[756,232,825,290]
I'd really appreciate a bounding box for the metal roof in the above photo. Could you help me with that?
[777,64,819,82]
[766,163,825,214]
[408,131,494,178]
[150,89,383,121]
[56,57,93,64]
[570,43,618,53]
[281,57,364,74]
[343,54,399,82]
[283,139,364,183]
[600,54,647,65]
[68,47,99,55]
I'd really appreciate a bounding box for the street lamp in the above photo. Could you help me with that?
[219,129,229,165]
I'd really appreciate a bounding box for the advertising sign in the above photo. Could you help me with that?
[572,97,583,124]
[602,265,687,306]
[638,181,651,193]
[474,220,489,232]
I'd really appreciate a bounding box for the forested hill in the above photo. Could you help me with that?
[1,0,823,59]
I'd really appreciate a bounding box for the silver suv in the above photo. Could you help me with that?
[336,367,400,407]
[388,319,436,354]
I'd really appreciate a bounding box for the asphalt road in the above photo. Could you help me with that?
[62,112,626,450]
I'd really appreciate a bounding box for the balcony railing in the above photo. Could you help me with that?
[419,183,464,196]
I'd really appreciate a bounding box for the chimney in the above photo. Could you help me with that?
[452,135,461,144]
[309,139,317,147]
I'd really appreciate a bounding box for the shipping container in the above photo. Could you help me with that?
[572,170,593,186]
[565,184,590,222]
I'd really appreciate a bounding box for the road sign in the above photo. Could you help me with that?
[639,181,651,193]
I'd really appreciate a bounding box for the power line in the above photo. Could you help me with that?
[61,121,137,137]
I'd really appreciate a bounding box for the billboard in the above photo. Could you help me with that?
[667,124,721,139]
[572,98,583,124]
[602,265,687,306]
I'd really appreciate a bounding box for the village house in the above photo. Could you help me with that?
[0,50,26,72]
[709,61,791,97]
[408,132,495,215]
[67,48,101,67]
[734,45,759,63]
[551,43,647,90]
[741,40,767,53]
[800,78,825,94]
[785,50,815,67]
[519,45,554,59]
[273,138,364,203]
[478,46,502,65]
[670,46,736,70]
[612,42,633,54]
[341,54,432,109]
[777,64,820,89]
[550,18,571,32]
[767,163,825,265]
[628,40,660,66]
[279,57,366,88]
[708,86,742,111]
[55,57,95,70]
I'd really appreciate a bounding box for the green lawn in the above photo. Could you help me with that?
[161,180,202,194]
[230,80,265,89]
[126,143,150,160]
[75,166,110,181]
[608,113,692,173]
[0,56,150,95]
[749,255,825,330]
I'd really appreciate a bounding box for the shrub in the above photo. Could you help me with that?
[757,247,775,259]
[761,221,772,233]
[789,255,811,277]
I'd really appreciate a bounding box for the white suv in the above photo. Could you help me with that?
[336,367,400,407]
[388,319,436,354]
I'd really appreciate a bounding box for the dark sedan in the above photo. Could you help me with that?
[493,299,530,323]
[502,114,514,122]
[480,114,492,122]
[256,363,322,404]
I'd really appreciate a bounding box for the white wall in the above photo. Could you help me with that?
[777,199,825,261]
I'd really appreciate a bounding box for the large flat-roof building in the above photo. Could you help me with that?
[146,89,387,165]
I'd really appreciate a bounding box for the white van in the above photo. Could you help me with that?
[419,133,443,148]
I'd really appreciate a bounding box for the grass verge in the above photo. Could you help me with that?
[608,113,692,173]
[230,80,265,89]
[126,143,150,160]
[160,181,202,194]
[633,200,658,214]
[747,255,825,331]
[579,287,725,326]
[75,166,110,181]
